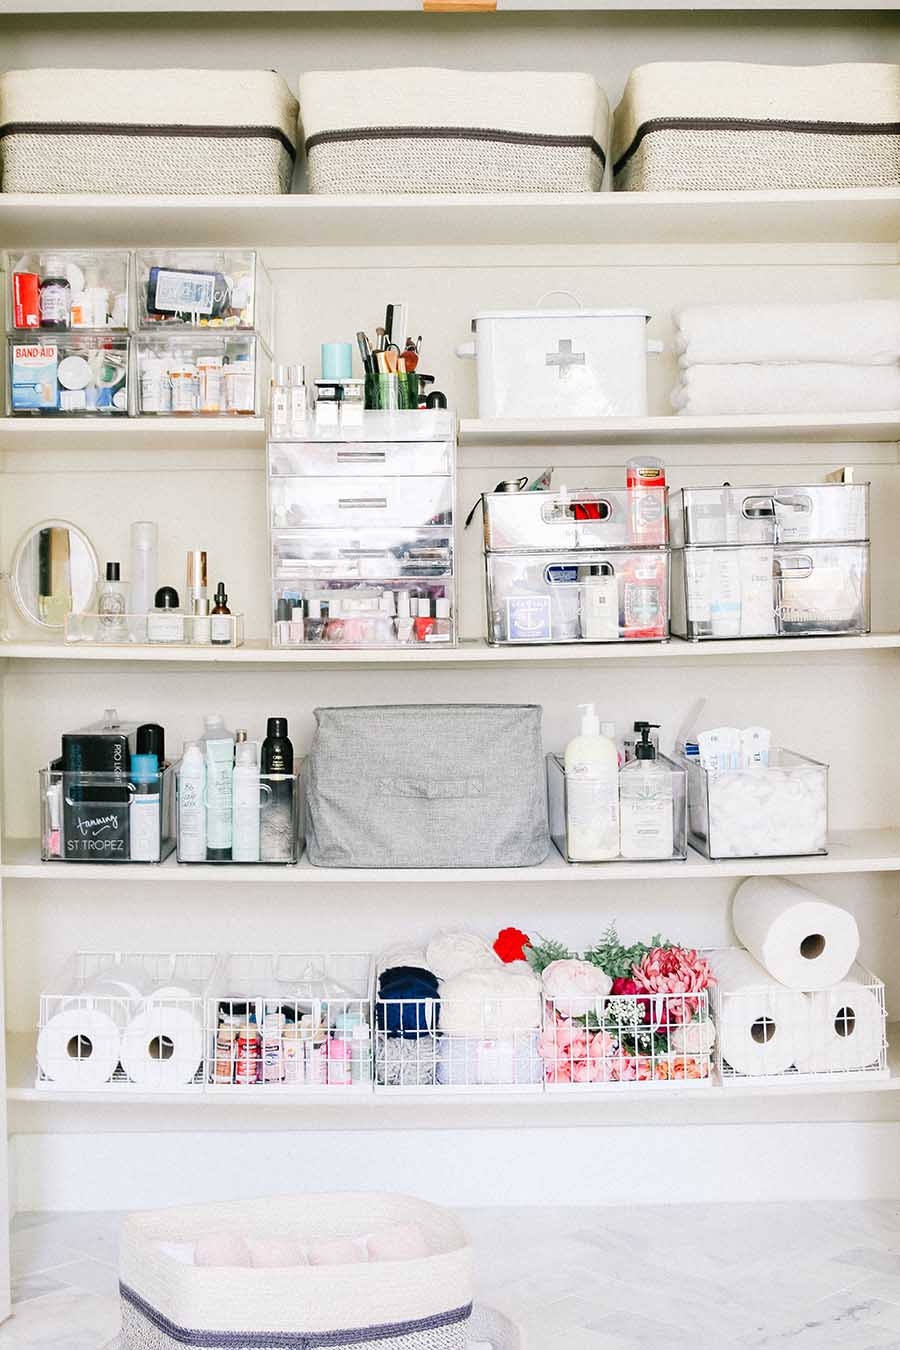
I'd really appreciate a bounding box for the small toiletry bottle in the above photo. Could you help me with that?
[202,715,235,862]
[327,1021,353,1086]
[274,597,292,645]
[129,752,160,862]
[210,582,232,645]
[261,1010,286,1083]
[304,1016,327,1085]
[619,723,674,861]
[235,1020,261,1085]
[324,596,345,643]
[427,596,452,642]
[287,364,308,434]
[395,591,414,644]
[232,732,260,863]
[270,364,291,439]
[260,717,295,863]
[282,1023,305,1085]
[97,562,129,642]
[563,703,620,861]
[580,564,619,641]
[39,255,71,329]
[352,1020,372,1084]
[177,740,206,861]
[186,549,207,610]
[627,455,667,546]
[289,605,305,643]
[148,586,185,643]
[414,597,435,641]
[304,598,326,643]
[214,1016,239,1084]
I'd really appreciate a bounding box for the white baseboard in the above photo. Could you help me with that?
[12,1122,900,1213]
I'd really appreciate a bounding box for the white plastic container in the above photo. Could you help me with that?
[457,304,661,419]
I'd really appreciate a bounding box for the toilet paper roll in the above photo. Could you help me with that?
[732,877,859,991]
[120,1006,204,1088]
[795,977,885,1073]
[37,1007,122,1088]
[713,949,810,1077]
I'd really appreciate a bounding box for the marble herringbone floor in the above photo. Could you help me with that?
[5,1202,900,1347]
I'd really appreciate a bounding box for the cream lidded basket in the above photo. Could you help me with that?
[119,1193,474,1350]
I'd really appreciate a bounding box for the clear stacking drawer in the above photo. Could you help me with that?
[269,439,453,478]
[486,550,669,643]
[270,476,453,529]
[273,527,453,581]
[7,249,130,332]
[670,484,869,548]
[483,487,668,552]
[272,580,455,647]
[671,543,870,640]
[135,249,273,348]
[684,749,828,860]
[8,334,129,415]
[136,334,270,416]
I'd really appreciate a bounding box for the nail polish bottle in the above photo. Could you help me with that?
[275,597,291,646]
[414,597,435,642]
[305,597,326,643]
[289,604,305,643]
[427,596,452,642]
[324,596,345,643]
[395,591,414,644]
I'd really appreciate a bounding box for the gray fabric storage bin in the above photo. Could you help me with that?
[305,704,550,868]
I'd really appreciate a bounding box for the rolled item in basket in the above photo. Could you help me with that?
[119,1005,204,1088]
[671,364,900,417]
[425,932,500,981]
[669,1018,717,1057]
[376,1034,439,1086]
[674,301,900,367]
[439,967,542,1038]
[732,877,859,990]
[376,966,439,1039]
[541,958,612,1019]
[36,1006,123,1088]
[713,949,811,1077]
[436,1031,543,1086]
[794,976,885,1073]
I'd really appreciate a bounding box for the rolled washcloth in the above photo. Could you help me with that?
[439,966,542,1038]
[672,364,900,416]
[377,966,439,1039]
[674,302,900,367]
[426,932,501,981]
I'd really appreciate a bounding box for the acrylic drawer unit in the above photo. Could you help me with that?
[483,486,668,552]
[684,749,828,860]
[671,543,870,640]
[669,484,869,548]
[267,412,457,648]
[8,335,129,415]
[135,249,273,349]
[486,550,668,643]
[6,249,130,332]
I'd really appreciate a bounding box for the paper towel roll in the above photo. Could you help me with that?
[732,877,859,990]
[714,949,810,1077]
[120,1006,204,1088]
[796,977,885,1073]
[37,1007,122,1088]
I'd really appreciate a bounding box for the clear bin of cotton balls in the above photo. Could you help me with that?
[684,747,828,859]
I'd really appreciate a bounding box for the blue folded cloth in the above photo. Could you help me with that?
[377,966,440,1039]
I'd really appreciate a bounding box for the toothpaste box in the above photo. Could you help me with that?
[11,341,58,410]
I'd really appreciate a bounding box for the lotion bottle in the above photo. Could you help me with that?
[563,703,620,861]
[177,740,206,861]
[232,731,260,863]
[619,722,674,860]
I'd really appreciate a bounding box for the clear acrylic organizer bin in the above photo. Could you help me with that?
[541,987,714,1089]
[268,438,453,478]
[669,483,870,548]
[684,749,828,859]
[64,610,245,647]
[8,334,129,415]
[7,249,130,332]
[272,580,455,647]
[40,763,176,863]
[206,954,373,1092]
[485,550,669,643]
[483,486,668,552]
[270,476,453,530]
[135,249,273,348]
[136,334,270,416]
[546,752,687,863]
[174,763,302,864]
[35,951,217,1093]
[716,958,887,1086]
[272,527,454,581]
[671,543,870,640]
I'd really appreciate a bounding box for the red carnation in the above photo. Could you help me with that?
[494,927,531,963]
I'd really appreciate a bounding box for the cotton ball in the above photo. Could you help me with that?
[194,1233,252,1267]
[308,1238,367,1266]
[248,1238,308,1268]
[366,1223,431,1262]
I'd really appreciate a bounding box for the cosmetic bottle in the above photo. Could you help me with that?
[275,597,292,645]
[39,255,71,328]
[129,521,158,641]
[203,715,235,862]
[147,586,185,643]
[428,596,452,642]
[38,525,72,626]
[97,562,129,642]
[580,563,619,641]
[395,591,414,644]
[186,550,207,611]
[192,597,211,645]
[178,739,207,861]
[289,606,305,644]
[261,1010,286,1082]
[324,597,345,643]
[210,582,232,645]
[232,731,261,863]
[282,1023,305,1085]
[270,365,291,439]
[619,723,674,860]
[627,455,667,546]
[623,721,660,765]
[260,717,294,863]
[129,752,161,862]
[137,722,165,767]
[304,598,326,643]
[327,1017,353,1086]
[235,1019,261,1084]
[563,703,620,861]
[414,597,435,642]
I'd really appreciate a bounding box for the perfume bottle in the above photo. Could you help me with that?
[97,561,128,642]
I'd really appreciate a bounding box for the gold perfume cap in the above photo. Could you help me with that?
[186,549,207,591]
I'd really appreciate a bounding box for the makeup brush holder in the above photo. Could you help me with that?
[365,372,419,411]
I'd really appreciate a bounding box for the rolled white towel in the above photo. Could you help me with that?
[674,301,900,367]
[439,967,542,1038]
[672,364,900,417]
[426,932,500,981]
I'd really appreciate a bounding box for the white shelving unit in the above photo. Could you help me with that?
[2,0,900,1295]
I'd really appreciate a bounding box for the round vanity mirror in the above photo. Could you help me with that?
[11,519,99,631]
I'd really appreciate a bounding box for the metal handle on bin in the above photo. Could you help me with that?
[741,495,776,520]
[541,495,613,525]
[774,553,814,579]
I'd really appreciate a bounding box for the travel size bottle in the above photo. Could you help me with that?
[619,722,674,860]
[210,582,232,645]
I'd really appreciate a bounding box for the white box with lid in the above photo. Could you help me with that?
[457,305,661,419]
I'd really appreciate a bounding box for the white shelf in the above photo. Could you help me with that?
[3,634,900,668]
[4,830,900,882]
[1,1,894,11]
[459,412,900,450]
[0,417,265,453]
[0,190,898,250]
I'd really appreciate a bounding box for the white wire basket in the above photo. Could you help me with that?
[36,951,217,1093]
[541,987,715,1090]
[716,958,888,1087]
[205,953,373,1093]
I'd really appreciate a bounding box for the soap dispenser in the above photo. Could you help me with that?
[563,702,620,861]
[619,722,674,860]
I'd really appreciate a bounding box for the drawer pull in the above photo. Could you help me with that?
[338,498,388,510]
[336,451,387,463]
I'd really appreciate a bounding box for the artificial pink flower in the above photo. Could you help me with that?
[632,947,715,1024]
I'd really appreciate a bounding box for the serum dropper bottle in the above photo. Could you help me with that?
[210,582,232,646]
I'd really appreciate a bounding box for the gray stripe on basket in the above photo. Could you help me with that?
[0,121,297,159]
[613,115,900,176]
[306,124,606,166]
[120,1283,473,1348]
